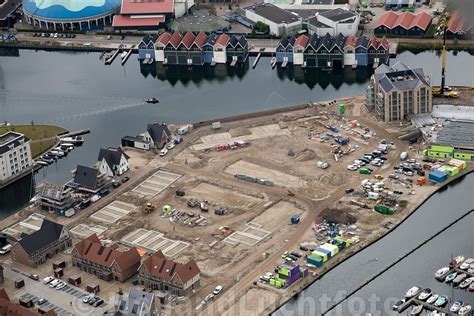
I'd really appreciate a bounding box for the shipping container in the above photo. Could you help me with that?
[316,247,331,260]
[321,243,339,256]
[312,250,328,262]
[307,255,323,267]
[374,205,395,215]
[279,267,290,277]
[429,170,448,183]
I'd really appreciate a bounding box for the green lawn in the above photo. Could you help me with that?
[0,124,68,158]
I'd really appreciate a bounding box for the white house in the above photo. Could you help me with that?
[306,8,359,37]
[213,34,229,64]
[343,35,357,67]
[0,132,32,184]
[293,34,308,65]
[244,4,302,37]
[97,147,129,177]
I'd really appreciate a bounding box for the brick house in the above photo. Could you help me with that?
[138,250,200,296]
[72,234,141,282]
[11,219,72,267]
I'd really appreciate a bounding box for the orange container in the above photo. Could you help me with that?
[417,177,426,186]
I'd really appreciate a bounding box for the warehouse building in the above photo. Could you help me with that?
[306,8,359,37]
[244,4,301,37]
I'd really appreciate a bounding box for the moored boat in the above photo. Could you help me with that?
[405,286,420,298]
[417,288,432,301]
[453,273,467,286]
[434,295,447,307]
[469,282,474,292]
[146,98,159,104]
[459,305,472,315]
[36,161,49,166]
[434,267,449,280]
[410,305,423,315]
[460,277,474,289]
[426,294,438,304]
[392,299,405,311]
[60,136,84,145]
[445,272,457,283]
[449,256,465,268]
[450,300,463,313]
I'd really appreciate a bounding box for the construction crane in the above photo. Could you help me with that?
[433,14,459,98]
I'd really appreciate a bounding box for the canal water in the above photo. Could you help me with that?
[274,173,474,316]
[0,49,472,218]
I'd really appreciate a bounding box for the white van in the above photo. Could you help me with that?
[0,244,12,255]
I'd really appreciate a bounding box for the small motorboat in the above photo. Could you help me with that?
[460,262,471,270]
[392,299,405,310]
[434,267,450,279]
[459,305,472,315]
[460,276,474,289]
[120,51,127,59]
[417,288,432,301]
[410,305,423,315]
[405,286,420,298]
[453,273,467,286]
[445,272,457,283]
[450,300,464,313]
[469,264,474,274]
[146,98,159,104]
[469,282,474,292]
[434,295,448,307]
[426,294,439,304]
[449,256,465,268]
[36,160,49,166]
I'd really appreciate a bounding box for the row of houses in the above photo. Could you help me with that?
[10,220,201,297]
[138,32,249,65]
[276,33,390,68]
[374,11,432,37]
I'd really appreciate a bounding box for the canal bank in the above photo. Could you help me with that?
[273,171,474,316]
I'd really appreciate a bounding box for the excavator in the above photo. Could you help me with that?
[432,14,459,99]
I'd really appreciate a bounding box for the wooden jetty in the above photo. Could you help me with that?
[105,49,120,65]
[121,50,133,65]
[59,129,90,138]
[252,53,261,68]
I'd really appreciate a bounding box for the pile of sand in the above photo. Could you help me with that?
[295,149,318,162]
[320,208,357,225]
[173,153,206,169]
[318,173,347,186]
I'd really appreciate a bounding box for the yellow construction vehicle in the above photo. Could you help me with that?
[144,202,155,214]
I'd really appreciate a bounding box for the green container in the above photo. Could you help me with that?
[279,267,290,277]
[270,278,276,286]
[338,103,346,115]
[374,205,394,215]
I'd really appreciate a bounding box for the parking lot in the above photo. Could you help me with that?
[19,292,74,315]
[131,170,182,197]
[70,223,108,239]
[90,201,137,224]
[120,228,190,258]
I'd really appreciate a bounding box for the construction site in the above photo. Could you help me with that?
[1,95,471,316]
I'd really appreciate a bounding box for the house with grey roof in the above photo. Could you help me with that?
[69,165,110,194]
[366,62,432,122]
[11,219,72,267]
[115,287,157,316]
[97,147,130,177]
[140,122,172,150]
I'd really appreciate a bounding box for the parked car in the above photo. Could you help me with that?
[388,174,399,180]
[29,274,39,281]
[299,245,309,251]
[93,298,104,307]
[82,295,94,304]
[112,180,121,188]
[121,176,130,183]
[99,188,110,197]
[88,297,99,305]
[213,285,223,295]
[290,252,302,258]
[345,188,354,194]
[166,142,175,150]
[56,282,66,290]
[347,165,358,171]
[159,148,168,156]
[49,279,60,288]
[43,276,54,284]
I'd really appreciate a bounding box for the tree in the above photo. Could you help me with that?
[255,21,270,34]
[453,37,458,46]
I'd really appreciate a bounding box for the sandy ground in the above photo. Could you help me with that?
[1,96,471,316]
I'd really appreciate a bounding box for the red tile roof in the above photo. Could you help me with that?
[294,35,309,48]
[180,31,196,49]
[344,35,357,48]
[141,250,200,284]
[73,234,140,271]
[215,34,230,46]
[168,31,183,48]
[193,32,208,49]
[369,37,389,50]
[448,11,472,34]
[156,32,172,45]
[374,11,432,31]
[120,0,174,15]
[112,15,165,28]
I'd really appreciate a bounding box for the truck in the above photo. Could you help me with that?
[144,202,155,214]
[177,124,193,135]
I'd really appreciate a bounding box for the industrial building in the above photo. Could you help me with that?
[23,0,121,30]
[366,62,432,122]
[374,11,432,37]
[0,132,32,186]
[0,0,21,27]
[306,8,359,37]
[384,0,414,9]
[112,0,194,30]
[244,4,302,37]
